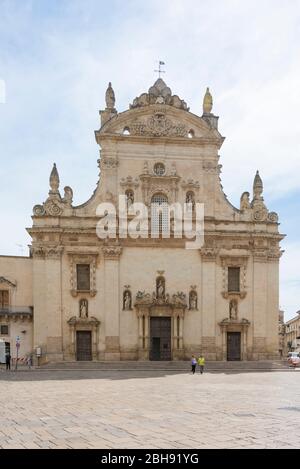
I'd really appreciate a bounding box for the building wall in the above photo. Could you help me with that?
[0,256,33,360]
[1,80,284,363]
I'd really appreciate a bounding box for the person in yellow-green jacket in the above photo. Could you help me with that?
[197,355,205,374]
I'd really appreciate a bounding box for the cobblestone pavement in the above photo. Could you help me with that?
[0,368,300,449]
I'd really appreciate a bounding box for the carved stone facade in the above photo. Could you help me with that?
[0,77,284,363]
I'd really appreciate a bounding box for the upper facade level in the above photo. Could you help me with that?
[31,78,280,231]
[96,78,222,144]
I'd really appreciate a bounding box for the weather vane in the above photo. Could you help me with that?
[154,60,166,79]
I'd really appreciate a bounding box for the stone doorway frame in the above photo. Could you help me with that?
[67,316,100,361]
[135,304,186,360]
[219,318,250,361]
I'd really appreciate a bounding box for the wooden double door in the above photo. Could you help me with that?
[227,332,241,361]
[150,317,171,361]
[76,331,92,361]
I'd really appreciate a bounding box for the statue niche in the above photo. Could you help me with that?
[156,276,165,299]
[123,289,132,310]
[229,299,238,320]
[189,290,198,310]
[125,189,134,208]
[186,191,195,210]
[79,299,88,318]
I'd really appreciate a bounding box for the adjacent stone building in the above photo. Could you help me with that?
[0,78,284,363]
[284,311,300,353]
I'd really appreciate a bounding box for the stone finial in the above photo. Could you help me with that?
[203,87,213,114]
[105,82,115,110]
[49,163,60,193]
[253,170,263,199]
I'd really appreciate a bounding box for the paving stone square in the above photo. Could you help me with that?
[1,368,300,449]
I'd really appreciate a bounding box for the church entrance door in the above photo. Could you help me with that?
[227,332,241,361]
[76,331,92,361]
[150,317,171,361]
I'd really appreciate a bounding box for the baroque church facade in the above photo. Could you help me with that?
[0,79,284,363]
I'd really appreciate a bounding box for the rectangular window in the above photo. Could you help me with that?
[76,264,90,291]
[0,290,9,308]
[0,325,9,335]
[228,267,240,292]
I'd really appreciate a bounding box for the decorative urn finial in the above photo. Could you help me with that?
[105,82,115,110]
[203,87,213,114]
[253,170,263,199]
[49,163,60,193]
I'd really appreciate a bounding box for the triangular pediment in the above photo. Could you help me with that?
[0,276,16,288]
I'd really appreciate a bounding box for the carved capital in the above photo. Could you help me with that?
[32,246,63,259]
[102,245,123,260]
[203,161,218,174]
[253,249,268,262]
[101,157,118,169]
[200,247,219,261]
[44,246,64,259]
[31,247,45,259]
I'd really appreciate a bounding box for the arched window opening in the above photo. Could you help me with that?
[151,193,169,236]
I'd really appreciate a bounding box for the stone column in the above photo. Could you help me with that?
[266,253,281,359]
[32,246,64,363]
[144,312,149,353]
[102,245,122,360]
[179,313,184,350]
[137,308,149,360]
[200,249,218,359]
[173,316,178,351]
[252,251,268,359]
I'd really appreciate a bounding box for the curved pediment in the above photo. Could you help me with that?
[97,104,223,142]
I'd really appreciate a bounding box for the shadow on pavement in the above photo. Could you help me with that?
[0,367,293,382]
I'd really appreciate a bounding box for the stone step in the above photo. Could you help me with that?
[39,360,288,371]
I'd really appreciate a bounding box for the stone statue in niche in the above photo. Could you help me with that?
[123,290,132,310]
[125,190,134,208]
[186,192,195,209]
[189,290,197,310]
[229,299,238,320]
[79,299,88,318]
[156,277,165,299]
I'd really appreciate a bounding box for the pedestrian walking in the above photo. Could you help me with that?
[5,352,11,371]
[197,354,205,374]
[27,355,32,369]
[191,355,197,374]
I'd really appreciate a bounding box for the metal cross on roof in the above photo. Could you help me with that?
[154,60,166,78]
